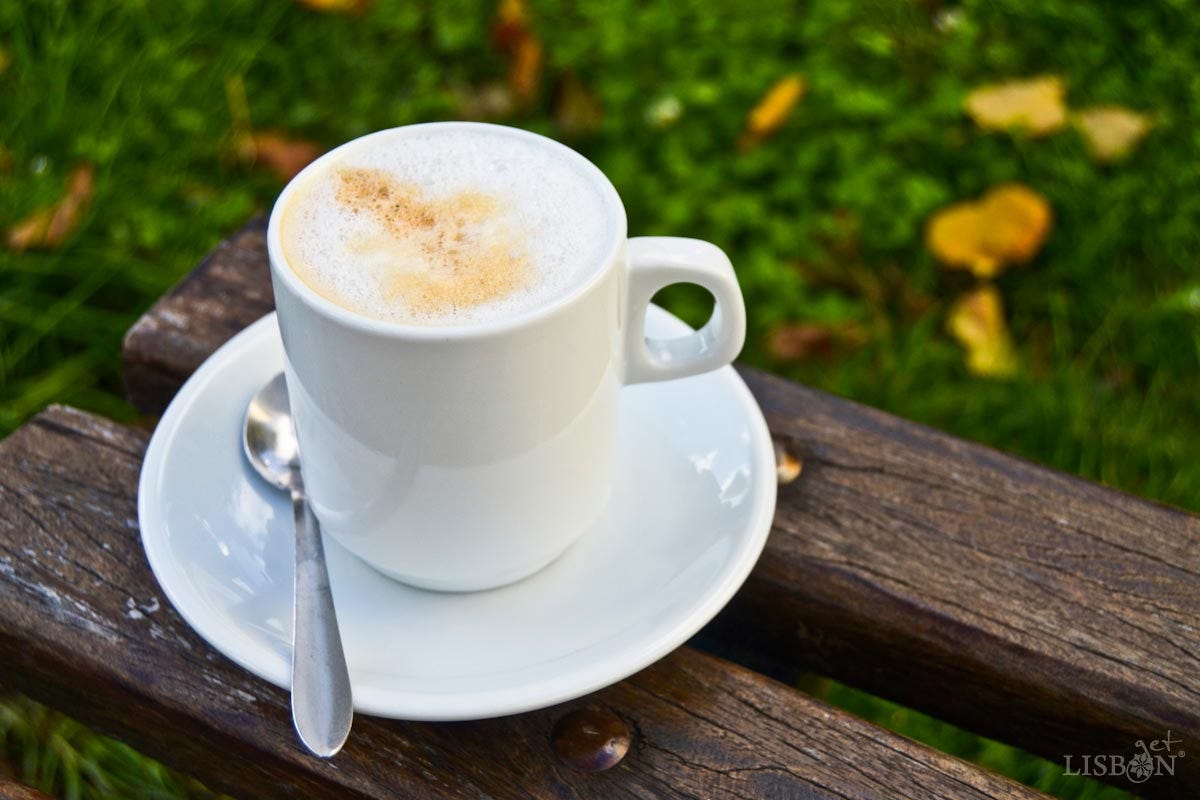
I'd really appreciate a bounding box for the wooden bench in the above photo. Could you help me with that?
[1,218,1197,799]
[0,774,54,800]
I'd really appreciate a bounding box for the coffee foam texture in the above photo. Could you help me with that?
[280,128,613,326]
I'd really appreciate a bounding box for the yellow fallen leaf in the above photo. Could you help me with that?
[294,0,371,13]
[740,74,806,150]
[980,184,1052,264]
[6,164,94,252]
[965,76,1066,137]
[947,285,1018,378]
[1072,106,1151,163]
[239,131,322,181]
[926,183,1052,278]
[926,202,993,276]
[492,0,542,107]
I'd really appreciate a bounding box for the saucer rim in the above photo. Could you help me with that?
[138,309,776,720]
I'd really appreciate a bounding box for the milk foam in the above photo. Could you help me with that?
[280,127,614,325]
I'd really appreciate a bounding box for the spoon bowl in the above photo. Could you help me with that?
[244,374,300,491]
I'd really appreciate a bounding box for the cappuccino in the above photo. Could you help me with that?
[279,127,614,325]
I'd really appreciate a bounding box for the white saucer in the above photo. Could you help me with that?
[139,308,776,720]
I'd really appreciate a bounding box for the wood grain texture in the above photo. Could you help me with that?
[121,220,1200,797]
[0,775,54,800]
[0,406,1043,800]
[710,370,1200,795]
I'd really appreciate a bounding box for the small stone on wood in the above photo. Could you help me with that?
[551,706,632,772]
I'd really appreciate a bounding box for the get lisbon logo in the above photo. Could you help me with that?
[1063,730,1184,785]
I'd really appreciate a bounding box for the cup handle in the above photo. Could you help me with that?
[622,236,747,385]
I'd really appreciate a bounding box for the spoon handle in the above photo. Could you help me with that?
[290,486,353,757]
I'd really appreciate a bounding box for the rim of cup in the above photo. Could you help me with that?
[266,121,629,341]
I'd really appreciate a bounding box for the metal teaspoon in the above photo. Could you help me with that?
[243,372,352,757]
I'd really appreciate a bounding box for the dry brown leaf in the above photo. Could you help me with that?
[240,131,322,181]
[492,0,542,107]
[294,0,371,13]
[0,47,11,75]
[491,0,531,50]
[0,145,12,173]
[1072,106,1151,163]
[766,321,868,363]
[964,76,1066,137]
[454,82,516,120]
[926,183,1052,278]
[767,323,835,361]
[6,164,94,252]
[554,72,603,138]
[510,36,543,105]
[947,285,1018,377]
[740,74,806,150]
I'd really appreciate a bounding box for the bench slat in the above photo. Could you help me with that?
[713,368,1200,788]
[0,775,54,800]
[121,219,1200,796]
[0,406,1043,800]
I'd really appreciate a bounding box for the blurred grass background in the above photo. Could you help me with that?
[2,0,1198,798]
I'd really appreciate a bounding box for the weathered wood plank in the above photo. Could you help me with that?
[122,220,1200,796]
[711,370,1200,793]
[0,406,1042,800]
[0,775,54,800]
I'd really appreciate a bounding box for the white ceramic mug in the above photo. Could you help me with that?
[267,122,746,591]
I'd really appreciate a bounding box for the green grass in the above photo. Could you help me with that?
[2,0,1198,798]
[0,697,225,800]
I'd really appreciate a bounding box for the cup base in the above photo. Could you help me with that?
[360,546,569,593]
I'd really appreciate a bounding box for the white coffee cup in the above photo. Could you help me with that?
[267,122,746,591]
